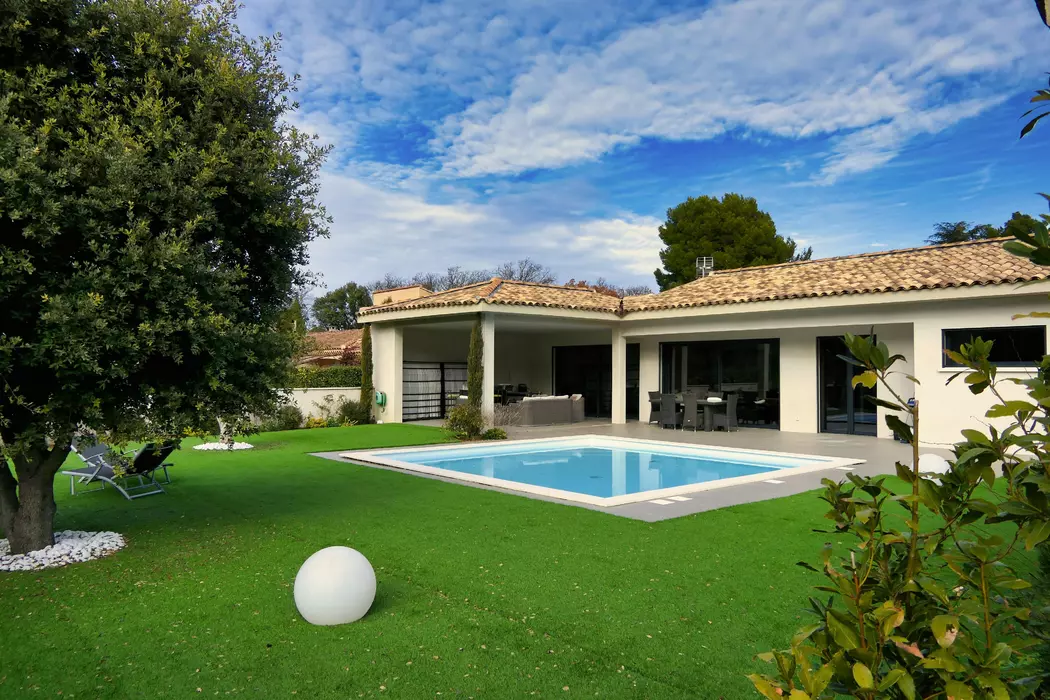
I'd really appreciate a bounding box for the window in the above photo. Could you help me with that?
[942,326,1046,367]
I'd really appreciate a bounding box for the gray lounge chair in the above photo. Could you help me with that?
[63,440,175,500]
[659,394,681,429]
[681,392,699,431]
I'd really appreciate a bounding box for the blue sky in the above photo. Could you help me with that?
[237,0,1050,292]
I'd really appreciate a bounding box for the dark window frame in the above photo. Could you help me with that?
[941,326,1046,368]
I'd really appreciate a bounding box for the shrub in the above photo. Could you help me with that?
[304,416,328,429]
[444,403,483,440]
[750,333,1050,699]
[290,365,362,388]
[481,427,507,441]
[337,398,372,426]
[264,405,304,432]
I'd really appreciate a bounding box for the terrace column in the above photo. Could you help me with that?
[611,326,627,424]
[481,312,496,424]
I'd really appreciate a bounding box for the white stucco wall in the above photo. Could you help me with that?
[369,287,1049,444]
[284,388,362,419]
[371,324,403,423]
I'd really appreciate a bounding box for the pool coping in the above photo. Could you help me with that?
[337,435,865,507]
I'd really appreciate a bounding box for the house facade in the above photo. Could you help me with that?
[358,240,1050,447]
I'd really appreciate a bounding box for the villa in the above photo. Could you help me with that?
[359,239,1050,447]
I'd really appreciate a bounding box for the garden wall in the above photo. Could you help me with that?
[284,387,362,419]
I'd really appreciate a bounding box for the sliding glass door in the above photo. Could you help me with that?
[817,337,877,436]
[660,339,780,428]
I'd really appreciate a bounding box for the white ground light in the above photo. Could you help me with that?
[294,546,376,625]
[193,441,254,451]
[0,530,126,572]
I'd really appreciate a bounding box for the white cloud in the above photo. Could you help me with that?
[433,0,1038,180]
[307,173,662,289]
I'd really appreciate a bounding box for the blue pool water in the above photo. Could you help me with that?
[379,441,825,498]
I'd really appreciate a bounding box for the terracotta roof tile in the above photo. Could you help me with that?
[301,329,363,359]
[359,240,1047,320]
[359,278,621,316]
[623,238,1048,313]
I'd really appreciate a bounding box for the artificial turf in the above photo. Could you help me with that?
[1,424,864,698]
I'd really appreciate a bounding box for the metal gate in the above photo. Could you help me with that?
[402,361,469,421]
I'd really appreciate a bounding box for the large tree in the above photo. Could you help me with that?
[1002,211,1044,239]
[0,0,328,552]
[311,282,372,330]
[926,221,1000,245]
[653,193,811,291]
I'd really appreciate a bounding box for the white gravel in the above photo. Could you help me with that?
[0,530,126,572]
[193,441,253,451]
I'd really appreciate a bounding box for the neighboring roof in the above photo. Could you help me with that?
[623,238,1049,313]
[359,239,1050,321]
[301,329,363,361]
[359,278,622,317]
[373,283,433,295]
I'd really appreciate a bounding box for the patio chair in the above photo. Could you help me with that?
[713,393,739,432]
[63,440,176,500]
[681,392,699,431]
[647,391,661,424]
[659,394,681,429]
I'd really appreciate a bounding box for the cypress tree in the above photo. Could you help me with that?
[360,325,374,420]
[467,316,484,409]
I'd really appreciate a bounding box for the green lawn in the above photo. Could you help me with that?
[2,424,851,698]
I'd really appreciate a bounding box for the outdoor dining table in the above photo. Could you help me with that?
[675,396,728,431]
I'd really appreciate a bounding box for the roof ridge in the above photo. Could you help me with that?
[698,237,1013,280]
[371,282,434,294]
[482,277,504,298]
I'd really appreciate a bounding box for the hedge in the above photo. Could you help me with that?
[289,365,362,388]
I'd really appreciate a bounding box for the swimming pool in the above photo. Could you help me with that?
[340,436,863,507]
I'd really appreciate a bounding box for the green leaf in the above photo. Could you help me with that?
[931,615,959,648]
[826,611,860,650]
[895,460,916,483]
[852,371,877,389]
[885,414,913,443]
[810,664,834,697]
[897,670,916,700]
[945,679,974,700]
[1021,111,1050,138]
[852,662,874,690]
[748,675,783,700]
[1024,520,1050,550]
[878,668,906,692]
[960,429,991,445]
[986,401,1037,418]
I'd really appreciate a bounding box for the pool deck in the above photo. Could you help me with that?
[315,421,953,522]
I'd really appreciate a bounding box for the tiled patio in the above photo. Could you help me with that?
[320,422,950,522]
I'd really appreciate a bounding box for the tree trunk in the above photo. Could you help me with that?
[1,441,71,554]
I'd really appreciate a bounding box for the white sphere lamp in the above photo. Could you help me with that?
[294,546,376,625]
[917,453,951,475]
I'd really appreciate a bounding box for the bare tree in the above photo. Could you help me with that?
[437,266,490,291]
[366,273,410,292]
[621,284,653,297]
[493,258,557,284]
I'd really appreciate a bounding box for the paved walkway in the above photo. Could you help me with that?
[316,422,950,522]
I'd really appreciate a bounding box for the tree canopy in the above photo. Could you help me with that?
[926,213,1043,245]
[653,194,811,291]
[0,0,328,552]
[311,282,372,330]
